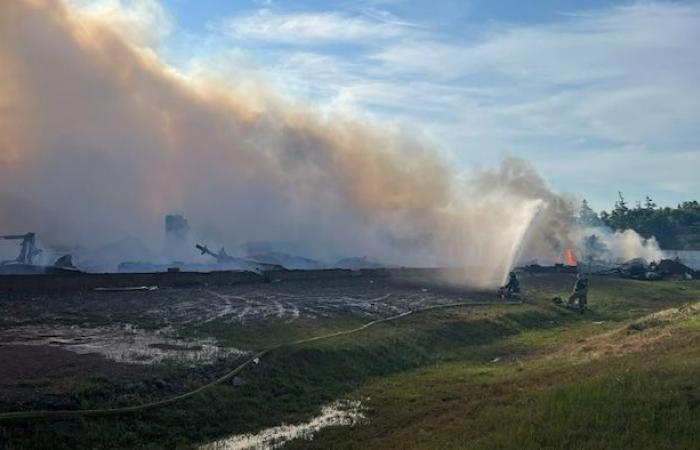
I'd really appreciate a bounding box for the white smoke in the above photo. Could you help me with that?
[572,225,664,265]
[0,0,663,285]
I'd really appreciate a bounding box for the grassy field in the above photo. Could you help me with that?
[289,275,700,450]
[1,274,699,449]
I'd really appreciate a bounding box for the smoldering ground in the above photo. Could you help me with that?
[0,0,661,286]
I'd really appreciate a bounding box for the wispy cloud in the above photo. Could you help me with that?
[535,147,700,210]
[373,4,700,83]
[365,3,700,151]
[219,10,409,44]
[177,2,700,206]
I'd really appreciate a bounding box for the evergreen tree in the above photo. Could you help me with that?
[616,191,629,213]
[609,192,630,229]
[600,195,700,249]
[578,199,600,226]
[644,196,657,210]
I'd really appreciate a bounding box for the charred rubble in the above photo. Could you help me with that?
[595,257,696,280]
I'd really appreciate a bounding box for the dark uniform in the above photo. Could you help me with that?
[502,272,521,300]
[568,274,589,313]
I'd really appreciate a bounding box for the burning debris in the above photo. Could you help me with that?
[596,257,696,280]
[519,248,580,274]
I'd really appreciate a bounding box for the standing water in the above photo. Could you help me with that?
[199,400,366,450]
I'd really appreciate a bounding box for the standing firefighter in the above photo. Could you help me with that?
[568,273,589,313]
[500,271,521,301]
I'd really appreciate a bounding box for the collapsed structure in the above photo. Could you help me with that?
[1,233,41,265]
[596,257,696,280]
[0,232,79,275]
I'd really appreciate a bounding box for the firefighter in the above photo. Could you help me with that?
[568,273,589,313]
[501,271,521,300]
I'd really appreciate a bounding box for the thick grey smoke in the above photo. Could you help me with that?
[0,0,661,285]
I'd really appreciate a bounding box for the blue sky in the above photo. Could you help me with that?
[77,0,700,212]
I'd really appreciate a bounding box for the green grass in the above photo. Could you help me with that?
[291,339,700,449]
[287,277,700,449]
[177,315,369,351]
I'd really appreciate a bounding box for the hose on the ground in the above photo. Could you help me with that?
[0,300,518,421]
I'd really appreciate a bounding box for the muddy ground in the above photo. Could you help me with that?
[0,273,499,414]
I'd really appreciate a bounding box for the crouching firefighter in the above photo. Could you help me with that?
[500,271,521,301]
[568,273,589,313]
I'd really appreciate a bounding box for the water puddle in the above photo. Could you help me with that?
[200,399,366,450]
[0,324,245,365]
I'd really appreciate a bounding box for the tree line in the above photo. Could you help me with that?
[579,194,700,250]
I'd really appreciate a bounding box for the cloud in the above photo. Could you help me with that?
[360,3,700,196]
[373,4,700,83]
[533,147,700,211]
[217,3,698,211]
[219,10,408,44]
[249,2,699,156]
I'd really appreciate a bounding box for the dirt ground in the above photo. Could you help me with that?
[0,275,491,328]
[0,344,171,411]
[0,273,497,413]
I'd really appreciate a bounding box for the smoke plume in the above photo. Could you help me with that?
[0,0,661,285]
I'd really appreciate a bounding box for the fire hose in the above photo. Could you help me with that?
[0,300,518,421]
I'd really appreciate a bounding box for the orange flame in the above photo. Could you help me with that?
[565,247,577,266]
